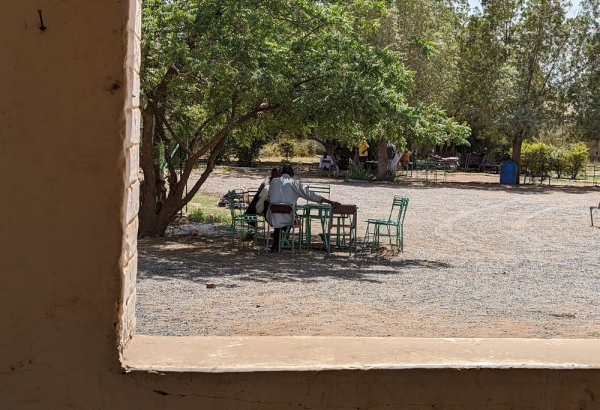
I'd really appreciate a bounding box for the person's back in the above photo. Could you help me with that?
[338,156,350,171]
[266,164,340,251]
[246,167,281,216]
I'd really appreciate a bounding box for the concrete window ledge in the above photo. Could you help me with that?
[122,336,600,373]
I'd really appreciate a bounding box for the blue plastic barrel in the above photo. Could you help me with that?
[499,160,517,185]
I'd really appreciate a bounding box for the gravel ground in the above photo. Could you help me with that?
[136,170,600,338]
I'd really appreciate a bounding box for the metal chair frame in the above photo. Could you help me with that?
[327,205,358,256]
[265,204,302,254]
[363,195,409,251]
[226,191,264,245]
[304,184,330,202]
[591,206,599,227]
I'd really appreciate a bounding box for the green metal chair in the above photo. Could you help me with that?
[226,191,264,244]
[304,184,330,201]
[264,204,302,254]
[591,206,599,227]
[327,204,358,256]
[363,195,409,251]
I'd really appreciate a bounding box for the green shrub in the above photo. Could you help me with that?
[548,146,567,179]
[188,208,230,224]
[260,140,318,158]
[345,163,372,181]
[564,143,589,179]
[520,142,551,174]
[492,143,512,164]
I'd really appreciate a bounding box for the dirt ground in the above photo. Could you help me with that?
[136,170,600,338]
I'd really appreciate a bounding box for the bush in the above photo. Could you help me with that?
[520,142,552,174]
[548,146,567,179]
[259,140,318,158]
[491,143,512,163]
[188,208,230,224]
[564,143,589,179]
[345,163,372,181]
[215,135,267,167]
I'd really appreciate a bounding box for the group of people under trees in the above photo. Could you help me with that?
[245,164,341,252]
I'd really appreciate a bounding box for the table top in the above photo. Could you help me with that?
[296,203,331,211]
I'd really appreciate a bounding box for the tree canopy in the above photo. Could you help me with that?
[139,0,470,236]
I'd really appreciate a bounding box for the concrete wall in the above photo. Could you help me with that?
[1,1,600,408]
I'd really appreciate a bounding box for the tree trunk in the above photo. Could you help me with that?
[138,106,161,236]
[377,137,388,180]
[511,136,524,185]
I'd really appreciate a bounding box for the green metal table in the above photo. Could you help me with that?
[296,203,331,249]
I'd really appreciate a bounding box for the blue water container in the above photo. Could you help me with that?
[500,160,517,185]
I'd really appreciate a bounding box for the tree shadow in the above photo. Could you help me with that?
[138,236,452,285]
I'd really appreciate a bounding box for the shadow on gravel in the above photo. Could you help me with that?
[138,236,452,284]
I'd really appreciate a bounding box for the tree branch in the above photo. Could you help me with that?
[149,100,193,157]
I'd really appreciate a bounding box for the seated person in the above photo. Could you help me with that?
[479,154,492,171]
[337,155,350,171]
[267,164,340,251]
[245,167,281,222]
[319,152,334,169]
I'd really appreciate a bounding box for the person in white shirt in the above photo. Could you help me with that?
[318,152,334,169]
[267,164,340,251]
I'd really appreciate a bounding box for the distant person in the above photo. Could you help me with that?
[398,151,410,172]
[319,152,334,170]
[267,164,341,251]
[593,151,599,164]
[387,143,399,171]
[353,148,360,164]
[337,155,350,171]
[480,153,492,171]
[358,140,369,165]
[409,150,417,170]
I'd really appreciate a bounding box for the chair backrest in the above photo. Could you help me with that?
[247,188,260,203]
[225,190,247,217]
[388,195,409,224]
[305,184,330,199]
[331,204,357,216]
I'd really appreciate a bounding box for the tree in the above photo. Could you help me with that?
[452,0,573,181]
[564,0,600,142]
[139,0,471,236]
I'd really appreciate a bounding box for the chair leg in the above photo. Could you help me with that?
[265,225,271,252]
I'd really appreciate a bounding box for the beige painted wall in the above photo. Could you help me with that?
[1,1,599,408]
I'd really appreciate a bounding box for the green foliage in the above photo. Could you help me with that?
[520,142,552,174]
[491,143,512,164]
[564,143,590,179]
[345,163,372,181]
[548,146,567,179]
[515,141,589,179]
[216,135,267,167]
[279,141,295,160]
[188,208,230,224]
[381,170,398,182]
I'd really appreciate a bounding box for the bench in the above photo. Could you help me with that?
[464,153,482,171]
[523,173,551,185]
[481,164,500,174]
